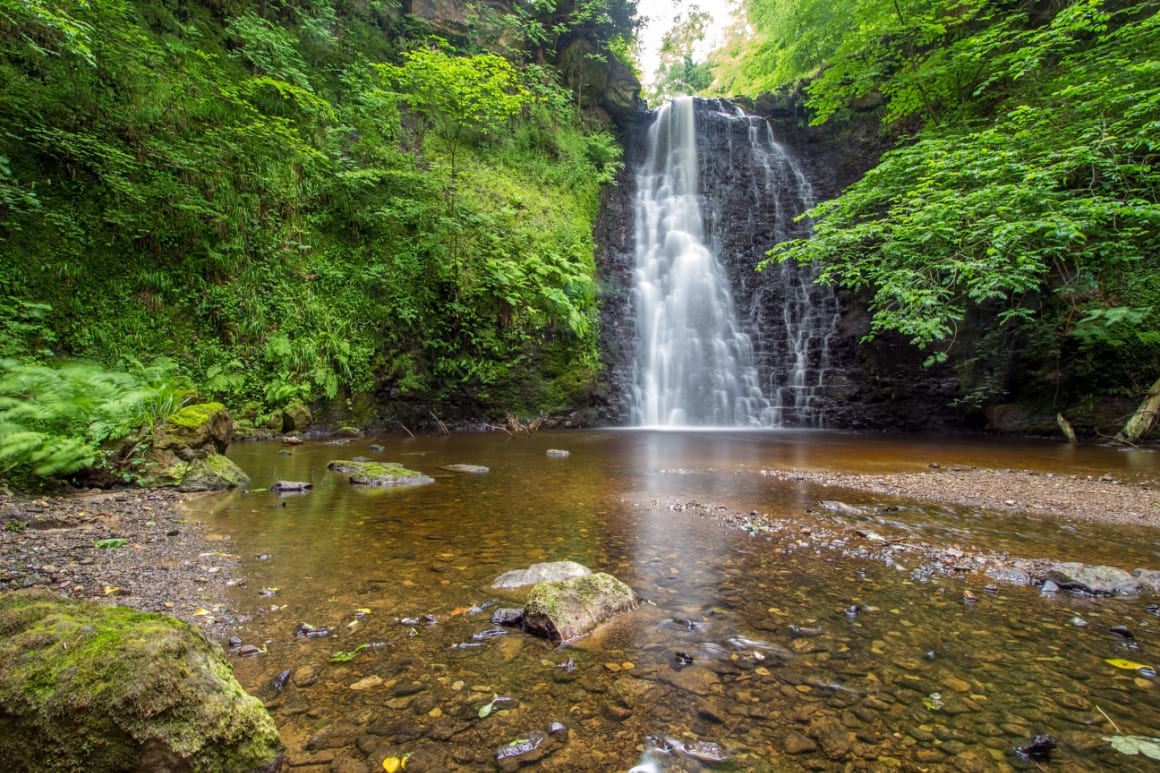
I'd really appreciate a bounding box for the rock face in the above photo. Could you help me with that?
[523,573,636,641]
[326,460,434,488]
[491,561,592,590]
[138,403,250,491]
[557,37,643,124]
[1046,562,1141,596]
[0,590,282,772]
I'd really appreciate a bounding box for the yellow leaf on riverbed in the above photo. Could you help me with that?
[382,754,408,772]
[1106,658,1150,671]
[193,608,211,617]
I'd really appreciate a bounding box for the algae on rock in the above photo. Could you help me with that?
[523,572,636,642]
[0,590,282,772]
[326,459,434,488]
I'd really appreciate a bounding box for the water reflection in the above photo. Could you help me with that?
[194,430,1159,771]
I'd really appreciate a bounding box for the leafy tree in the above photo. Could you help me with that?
[760,2,1160,418]
[649,6,714,103]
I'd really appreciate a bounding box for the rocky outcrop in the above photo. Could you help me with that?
[0,590,282,772]
[138,403,250,491]
[557,38,643,125]
[523,572,636,641]
[326,460,434,488]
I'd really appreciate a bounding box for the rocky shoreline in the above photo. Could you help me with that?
[0,488,240,642]
[759,465,1160,528]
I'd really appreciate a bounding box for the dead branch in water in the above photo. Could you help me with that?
[429,411,449,435]
[399,422,415,439]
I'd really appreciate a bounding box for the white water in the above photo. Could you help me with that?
[631,97,837,428]
[631,97,770,427]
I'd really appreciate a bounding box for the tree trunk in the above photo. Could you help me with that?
[1115,375,1160,444]
[1056,413,1077,445]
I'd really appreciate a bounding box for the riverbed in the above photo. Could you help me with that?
[197,430,1159,771]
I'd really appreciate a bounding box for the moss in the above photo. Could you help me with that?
[0,591,281,771]
[166,402,227,430]
[524,573,635,641]
[179,453,249,492]
[326,460,433,488]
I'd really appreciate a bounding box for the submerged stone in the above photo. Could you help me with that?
[441,464,490,474]
[523,572,636,642]
[326,460,433,488]
[492,561,592,590]
[0,590,282,771]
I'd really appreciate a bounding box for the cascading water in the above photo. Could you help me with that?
[630,97,841,428]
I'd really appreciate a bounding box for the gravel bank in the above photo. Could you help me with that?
[0,489,239,641]
[759,466,1160,528]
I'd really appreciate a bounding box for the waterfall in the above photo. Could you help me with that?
[630,97,840,428]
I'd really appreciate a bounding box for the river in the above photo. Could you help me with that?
[194,430,1160,770]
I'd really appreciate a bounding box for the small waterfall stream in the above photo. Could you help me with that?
[631,97,840,428]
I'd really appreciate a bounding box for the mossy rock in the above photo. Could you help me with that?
[523,573,636,642]
[178,453,250,492]
[152,403,232,460]
[326,460,433,488]
[0,590,282,772]
[335,426,362,438]
[281,401,312,433]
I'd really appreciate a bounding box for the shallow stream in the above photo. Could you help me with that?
[194,431,1160,771]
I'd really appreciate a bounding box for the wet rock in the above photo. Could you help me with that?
[491,608,525,626]
[293,664,320,688]
[1040,580,1060,595]
[682,740,728,765]
[1015,734,1056,761]
[368,444,385,452]
[523,572,636,641]
[1046,562,1141,596]
[495,729,558,771]
[271,481,312,492]
[335,426,362,438]
[441,464,489,474]
[1133,569,1160,593]
[269,668,292,695]
[808,715,853,760]
[393,682,426,697]
[366,718,422,742]
[491,561,592,590]
[545,449,570,458]
[819,501,866,516]
[350,675,383,691]
[985,566,1032,586]
[603,703,632,721]
[0,590,282,772]
[784,731,818,754]
[326,460,434,488]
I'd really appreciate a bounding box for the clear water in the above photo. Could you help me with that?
[193,431,1160,771]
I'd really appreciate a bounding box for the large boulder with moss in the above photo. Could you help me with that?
[138,403,249,491]
[0,590,282,772]
[492,561,592,590]
[327,460,434,488]
[523,573,636,642]
[280,401,312,433]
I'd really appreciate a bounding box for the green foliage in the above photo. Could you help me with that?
[761,2,1160,396]
[0,358,181,477]
[0,0,623,426]
[648,7,714,103]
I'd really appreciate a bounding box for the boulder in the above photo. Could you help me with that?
[523,573,636,642]
[281,401,312,433]
[492,561,592,590]
[334,426,362,438]
[271,481,313,492]
[0,590,282,772]
[138,404,248,491]
[176,454,250,492]
[152,403,232,459]
[1046,562,1141,596]
[326,460,433,488]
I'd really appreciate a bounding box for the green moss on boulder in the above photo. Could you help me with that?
[523,572,635,642]
[326,460,433,488]
[178,453,251,492]
[0,590,282,772]
[281,401,312,433]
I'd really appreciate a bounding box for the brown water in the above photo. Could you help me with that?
[194,431,1160,771]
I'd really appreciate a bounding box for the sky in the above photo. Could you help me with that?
[634,0,739,90]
